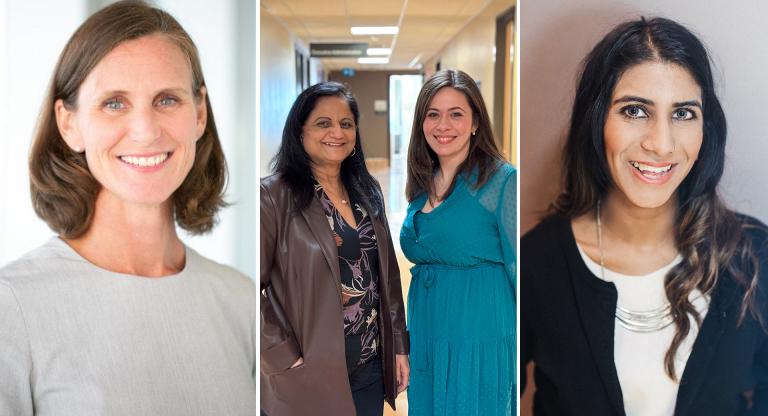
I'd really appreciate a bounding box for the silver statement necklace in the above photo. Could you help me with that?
[596,200,675,333]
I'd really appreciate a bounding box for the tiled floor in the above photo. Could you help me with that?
[371,154,413,416]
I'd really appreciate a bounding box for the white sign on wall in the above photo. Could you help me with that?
[374,99,387,114]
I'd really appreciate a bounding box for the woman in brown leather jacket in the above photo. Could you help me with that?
[261,82,410,416]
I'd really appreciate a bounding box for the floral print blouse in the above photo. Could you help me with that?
[315,184,381,368]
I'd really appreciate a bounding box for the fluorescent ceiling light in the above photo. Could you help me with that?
[351,26,399,35]
[408,53,422,68]
[366,48,392,56]
[358,57,389,64]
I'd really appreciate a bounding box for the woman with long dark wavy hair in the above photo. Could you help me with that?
[401,69,516,415]
[261,81,409,416]
[521,17,768,415]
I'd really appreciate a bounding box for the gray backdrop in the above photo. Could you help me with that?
[521,0,768,234]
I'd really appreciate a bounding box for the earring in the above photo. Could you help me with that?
[349,148,356,157]
[74,146,82,153]
[472,131,477,136]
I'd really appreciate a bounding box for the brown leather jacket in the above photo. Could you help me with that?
[260,174,409,415]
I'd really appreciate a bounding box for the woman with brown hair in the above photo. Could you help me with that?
[521,18,768,415]
[400,69,516,415]
[0,2,254,415]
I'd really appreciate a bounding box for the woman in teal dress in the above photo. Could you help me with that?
[400,69,516,415]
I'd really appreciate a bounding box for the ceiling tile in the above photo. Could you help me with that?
[263,0,510,70]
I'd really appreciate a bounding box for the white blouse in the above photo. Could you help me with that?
[577,246,710,416]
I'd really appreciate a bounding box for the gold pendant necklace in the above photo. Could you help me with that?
[321,183,349,205]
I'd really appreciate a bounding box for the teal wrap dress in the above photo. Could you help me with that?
[400,163,516,416]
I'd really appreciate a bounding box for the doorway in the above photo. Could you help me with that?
[494,6,516,165]
[389,75,423,159]
[386,74,422,212]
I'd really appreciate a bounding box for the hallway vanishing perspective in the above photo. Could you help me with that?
[260,1,517,414]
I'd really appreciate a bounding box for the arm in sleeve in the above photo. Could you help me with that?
[748,230,768,414]
[0,282,34,416]
[749,246,768,414]
[382,212,409,354]
[493,165,518,384]
[497,166,517,295]
[260,184,301,376]
[749,334,768,414]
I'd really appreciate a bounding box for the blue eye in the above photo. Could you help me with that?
[104,99,124,110]
[157,96,178,107]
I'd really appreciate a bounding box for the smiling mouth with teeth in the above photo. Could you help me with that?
[629,160,674,177]
[119,152,171,168]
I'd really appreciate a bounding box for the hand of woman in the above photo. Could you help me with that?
[290,357,304,368]
[396,354,410,393]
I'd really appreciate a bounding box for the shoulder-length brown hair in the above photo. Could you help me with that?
[405,69,506,202]
[29,0,227,238]
[553,17,765,379]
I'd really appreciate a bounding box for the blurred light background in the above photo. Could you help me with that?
[0,0,257,277]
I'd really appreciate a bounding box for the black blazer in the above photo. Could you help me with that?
[521,215,768,415]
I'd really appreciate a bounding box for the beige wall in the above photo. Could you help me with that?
[329,70,420,162]
[521,0,768,237]
[424,0,515,130]
[260,9,298,177]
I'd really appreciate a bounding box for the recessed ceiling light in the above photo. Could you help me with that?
[366,48,392,56]
[358,57,389,64]
[351,26,399,35]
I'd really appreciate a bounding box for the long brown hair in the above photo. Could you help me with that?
[405,69,505,202]
[29,0,227,238]
[553,17,765,379]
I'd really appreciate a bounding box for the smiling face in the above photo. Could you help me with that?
[55,33,206,207]
[603,61,703,209]
[302,95,356,170]
[422,87,477,164]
